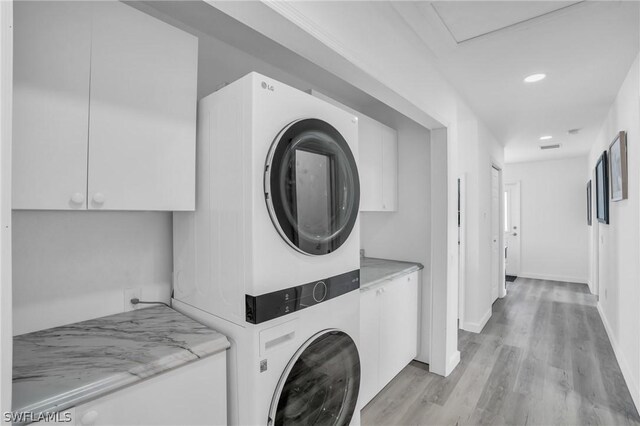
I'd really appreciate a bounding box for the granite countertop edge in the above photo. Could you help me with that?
[360,257,424,290]
[16,348,229,417]
[12,306,230,417]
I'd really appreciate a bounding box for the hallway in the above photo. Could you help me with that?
[362,278,640,425]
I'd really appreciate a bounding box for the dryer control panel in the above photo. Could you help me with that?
[245,269,360,324]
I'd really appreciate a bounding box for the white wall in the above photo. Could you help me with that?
[12,211,173,335]
[588,54,640,410]
[458,105,505,333]
[359,121,431,266]
[504,156,589,284]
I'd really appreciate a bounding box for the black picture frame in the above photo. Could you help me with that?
[609,131,628,201]
[587,180,592,226]
[596,151,609,224]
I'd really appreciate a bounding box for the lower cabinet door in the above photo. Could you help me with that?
[359,287,381,407]
[378,272,419,388]
[74,352,226,426]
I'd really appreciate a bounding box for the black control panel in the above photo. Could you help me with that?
[245,269,360,324]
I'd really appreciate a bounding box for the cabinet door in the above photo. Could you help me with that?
[74,353,226,426]
[359,287,381,406]
[13,2,91,210]
[358,116,383,211]
[379,273,419,387]
[88,2,197,211]
[381,126,398,211]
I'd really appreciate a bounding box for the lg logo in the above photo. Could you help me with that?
[261,81,274,91]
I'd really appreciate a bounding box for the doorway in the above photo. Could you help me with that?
[491,166,501,303]
[504,182,521,280]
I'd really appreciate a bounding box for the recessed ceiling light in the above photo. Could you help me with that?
[524,73,546,83]
[539,135,553,140]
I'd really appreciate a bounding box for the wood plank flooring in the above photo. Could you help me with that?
[361,278,640,426]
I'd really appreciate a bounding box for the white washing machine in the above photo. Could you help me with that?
[173,290,361,426]
[172,72,362,425]
[173,71,361,326]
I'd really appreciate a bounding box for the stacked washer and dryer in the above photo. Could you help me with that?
[172,72,362,425]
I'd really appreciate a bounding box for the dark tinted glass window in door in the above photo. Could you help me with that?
[265,119,359,256]
[269,330,360,426]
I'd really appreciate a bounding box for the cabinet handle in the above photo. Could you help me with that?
[70,192,85,205]
[80,410,98,425]
[92,193,105,205]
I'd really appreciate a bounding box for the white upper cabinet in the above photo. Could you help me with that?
[308,90,398,212]
[13,2,92,210]
[88,2,197,211]
[359,117,398,212]
[12,1,197,211]
[380,124,398,211]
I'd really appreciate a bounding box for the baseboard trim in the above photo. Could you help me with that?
[597,302,640,411]
[461,308,492,334]
[518,272,588,284]
[445,350,461,376]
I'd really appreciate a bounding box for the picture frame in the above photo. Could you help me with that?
[596,151,609,224]
[586,180,592,226]
[609,131,628,201]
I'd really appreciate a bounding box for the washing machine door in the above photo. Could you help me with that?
[265,119,360,256]
[268,329,360,426]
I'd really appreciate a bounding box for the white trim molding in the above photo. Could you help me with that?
[597,302,640,411]
[445,350,461,376]
[461,307,492,334]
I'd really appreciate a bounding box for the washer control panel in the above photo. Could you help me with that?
[245,269,359,324]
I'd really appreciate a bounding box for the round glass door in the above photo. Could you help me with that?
[265,119,360,256]
[268,330,360,426]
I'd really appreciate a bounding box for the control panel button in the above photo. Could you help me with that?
[313,281,328,302]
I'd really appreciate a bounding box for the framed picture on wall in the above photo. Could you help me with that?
[587,180,592,226]
[596,151,609,224]
[609,131,628,201]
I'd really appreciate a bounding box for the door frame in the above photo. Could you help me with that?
[1,0,13,419]
[504,181,521,278]
[491,163,506,299]
[458,174,466,327]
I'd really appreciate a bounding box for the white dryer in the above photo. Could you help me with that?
[173,72,361,326]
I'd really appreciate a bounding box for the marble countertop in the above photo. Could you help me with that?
[13,305,230,417]
[360,257,424,290]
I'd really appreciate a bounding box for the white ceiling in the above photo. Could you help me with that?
[432,1,582,43]
[393,1,639,163]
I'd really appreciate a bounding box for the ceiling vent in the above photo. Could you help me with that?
[540,144,561,150]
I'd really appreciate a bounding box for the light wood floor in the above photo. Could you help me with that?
[361,278,640,426]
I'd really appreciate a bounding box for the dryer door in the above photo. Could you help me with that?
[265,119,360,256]
[268,329,360,426]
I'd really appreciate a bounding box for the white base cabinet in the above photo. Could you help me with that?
[39,353,227,426]
[359,271,419,406]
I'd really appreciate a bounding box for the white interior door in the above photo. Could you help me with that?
[504,182,521,276]
[491,167,500,302]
